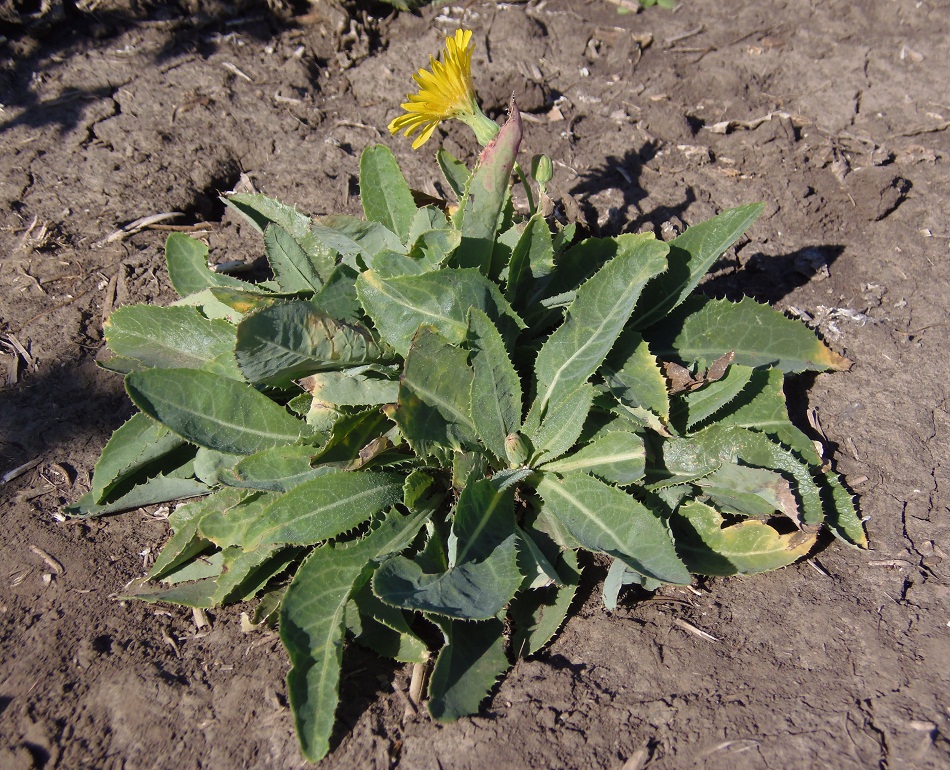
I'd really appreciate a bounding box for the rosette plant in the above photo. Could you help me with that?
[71,30,865,763]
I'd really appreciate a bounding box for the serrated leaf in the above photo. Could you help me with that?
[165,233,253,297]
[146,487,246,579]
[714,368,819,460]
[126,368,310,455]
[697,461,801,524]
[90,412,186,504]
[673,364,755,431]
[510,549,580,657]
[530,236,669,419]
[310,263,363,325]
[535,472,691,585]
[631,203,764,330]
[427,617,509,722]
[822,470,866,548]
[409,225,460,269]
[357,268,524,358]
[193,447,242,486]
[312,215,405,268]
[668,425,825,525]
[171,288,245,324]
[528,383,595,465]
[515,525,564,589]
[360,145,416,242]
[231,445,337,492]
[299,370,398,407]
[394,326,477,456]
[671,500,816,576]
[242,471,404,550]
[104,305,240,379]
[540,430,645,485]
[234,300,393,387]
[373,479,520,619]
[437,147,471,201]
[453,104,522,273]
[467,308,522,463]
[264,223,326,293]
[602,330,670,423]
[505,214,553,306]
[65,457,209,518]
[346,580,427,664]
[125,575,220,608]
[648,295,851,373]
[280,508,428,762]
[198,490,279,548]
[225,193,336,284]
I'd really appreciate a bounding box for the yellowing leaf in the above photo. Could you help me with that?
[671,500,816,576]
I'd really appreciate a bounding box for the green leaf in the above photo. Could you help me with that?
[394,326,477,456]
[602,330,670,422]
[467,309,523,463]
[309,263,363,325]
[126,368,310,455]
[540,430,646,485]
[427,617,509,722]
[530,235,669,419]
[171,288,245,324]
[165,233,252,297]
[225,193,336,283]
[697,462,801,523]
[822,471,867,548]
[671,500,816,576]
[505,214,554,306]
[280,508,428,762]
[437,148,471,201]
[299,370,398,407]
[193,447,242,486]
[206,286,287,316]
[346,580,428,664]
[510,550,580,657]
[234,300,393,387]
[528,383,595,465]
[648,295,852,373]
[667,426,825,525]
[408,222,460,269]
[198,490,279,548]
[373,479,520,619]
[66,447,208,518]
[104,305,240,379]
[90,412,186,504]
[674,364,756,431]
[147,488,246,579]
[243,471,404,550]
[264,223,326,293]
[359,145,416,242]
[631,203,764,330]
[313,215,405,268]
[535,472,691,584]
[714,368,819,459]
[231,445,337,492]
[357,268,524,358]
[453,105,523,273]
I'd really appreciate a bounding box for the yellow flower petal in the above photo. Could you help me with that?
[388,29,479,149]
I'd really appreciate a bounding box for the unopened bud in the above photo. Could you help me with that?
[531,154,553,188]
[505,432,531,467]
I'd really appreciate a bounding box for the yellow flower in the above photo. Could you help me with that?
[389,29,498,150]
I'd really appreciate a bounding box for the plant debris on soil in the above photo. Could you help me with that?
[1,1,948,768]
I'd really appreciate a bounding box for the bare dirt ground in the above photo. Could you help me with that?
[1,0,948,767]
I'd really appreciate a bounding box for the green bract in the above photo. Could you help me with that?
[70,103,864,763]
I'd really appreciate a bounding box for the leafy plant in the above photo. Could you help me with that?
[70,32,864,765]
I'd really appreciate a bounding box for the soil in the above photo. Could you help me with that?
[1,0,948,768]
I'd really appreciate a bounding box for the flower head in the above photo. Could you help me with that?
[389,29,497,150]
